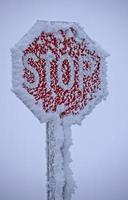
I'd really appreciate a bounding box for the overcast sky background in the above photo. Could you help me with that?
[0,0,128,200]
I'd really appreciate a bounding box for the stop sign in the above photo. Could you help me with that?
[12,20,108,125]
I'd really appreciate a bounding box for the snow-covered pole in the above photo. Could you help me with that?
[46,121,76,200]
[46,120,65,200]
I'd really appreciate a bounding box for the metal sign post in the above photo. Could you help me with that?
[12,20,108,200]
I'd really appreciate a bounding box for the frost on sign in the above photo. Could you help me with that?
[12,21,108,125]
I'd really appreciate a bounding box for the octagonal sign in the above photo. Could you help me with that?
[12,20,108,125]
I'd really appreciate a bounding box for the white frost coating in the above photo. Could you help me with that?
[62,123,76,200]
[62,54,108,126]
[78,54,97,90]
[46,120,65,200]
[83,54,97,76]
[12,20,109,125]
[46,120,76,200]
[22,53,40,88]
[78,56,84,90]
[13,20,80,51]
[11,46,58,124]
[40,50,55,90]
[66,29,74,38]
[57,53,75,90]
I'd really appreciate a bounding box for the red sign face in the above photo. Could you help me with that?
[12,21,107,123]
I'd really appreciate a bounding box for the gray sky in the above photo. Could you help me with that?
[0,0,128,200]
